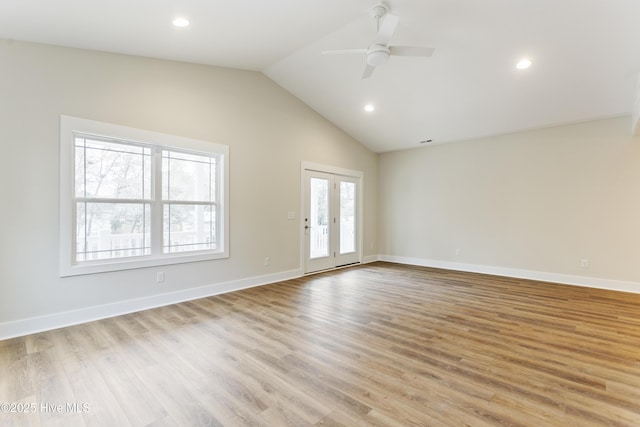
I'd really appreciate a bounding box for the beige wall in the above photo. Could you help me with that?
[3,37,638,335]
[0,39,378,330]
[379,117,640,288]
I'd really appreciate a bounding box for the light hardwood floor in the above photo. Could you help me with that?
[1,262,640,426]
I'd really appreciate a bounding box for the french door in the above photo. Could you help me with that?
[304,169,360,274]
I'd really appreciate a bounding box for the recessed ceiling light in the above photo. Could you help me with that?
[516,58,532,70]
[364,104,375,112]
[172,17,190,28]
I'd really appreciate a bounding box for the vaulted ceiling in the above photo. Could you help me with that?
[2,0,639,152]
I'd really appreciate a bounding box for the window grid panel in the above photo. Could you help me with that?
[162,150,217,203]
[74,136,152,201]
[75,201,152,262]
[76,137,151,155]
[163,203,216,254]
[76,246,153,262]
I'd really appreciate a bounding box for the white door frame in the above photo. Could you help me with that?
[300,161,364,274]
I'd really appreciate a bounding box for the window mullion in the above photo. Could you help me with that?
[151,147,163,256]
[216,155,222,249]
[82,139,88,259]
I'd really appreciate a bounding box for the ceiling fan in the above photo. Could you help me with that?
[323,2,434,79]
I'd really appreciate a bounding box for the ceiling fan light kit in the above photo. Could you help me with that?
[366,45,390,66]
[322,1,434,79]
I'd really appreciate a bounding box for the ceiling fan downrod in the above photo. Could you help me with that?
[370,2,389,31]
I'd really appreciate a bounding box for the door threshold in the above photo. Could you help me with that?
[304,261,361,276]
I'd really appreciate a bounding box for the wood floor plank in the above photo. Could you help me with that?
[2,262,640,426]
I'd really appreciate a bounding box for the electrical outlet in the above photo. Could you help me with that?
[264,257,270,266]
[580,259,589,268]
[455,248,461,256]
[156,272,165,282]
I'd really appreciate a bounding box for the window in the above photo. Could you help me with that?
[60,116,229,276]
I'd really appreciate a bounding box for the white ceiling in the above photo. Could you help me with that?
[2,0,639,152]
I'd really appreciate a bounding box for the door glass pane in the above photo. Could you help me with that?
[310,177,329,259]
[339,181,356,254]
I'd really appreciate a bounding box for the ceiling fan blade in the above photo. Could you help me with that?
[362,64,375,79]
[373,13,399,45]
[389,46,435,57]
[322,48,367,55]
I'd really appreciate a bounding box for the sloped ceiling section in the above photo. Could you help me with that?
[2,0,640,152]
[265,0,640,152]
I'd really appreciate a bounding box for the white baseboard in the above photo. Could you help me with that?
[0,268,303,341]
[379,255,640,294]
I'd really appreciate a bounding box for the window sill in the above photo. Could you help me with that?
[60,250,229,277]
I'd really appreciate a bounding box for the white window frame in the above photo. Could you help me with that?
[59,115,229,277]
